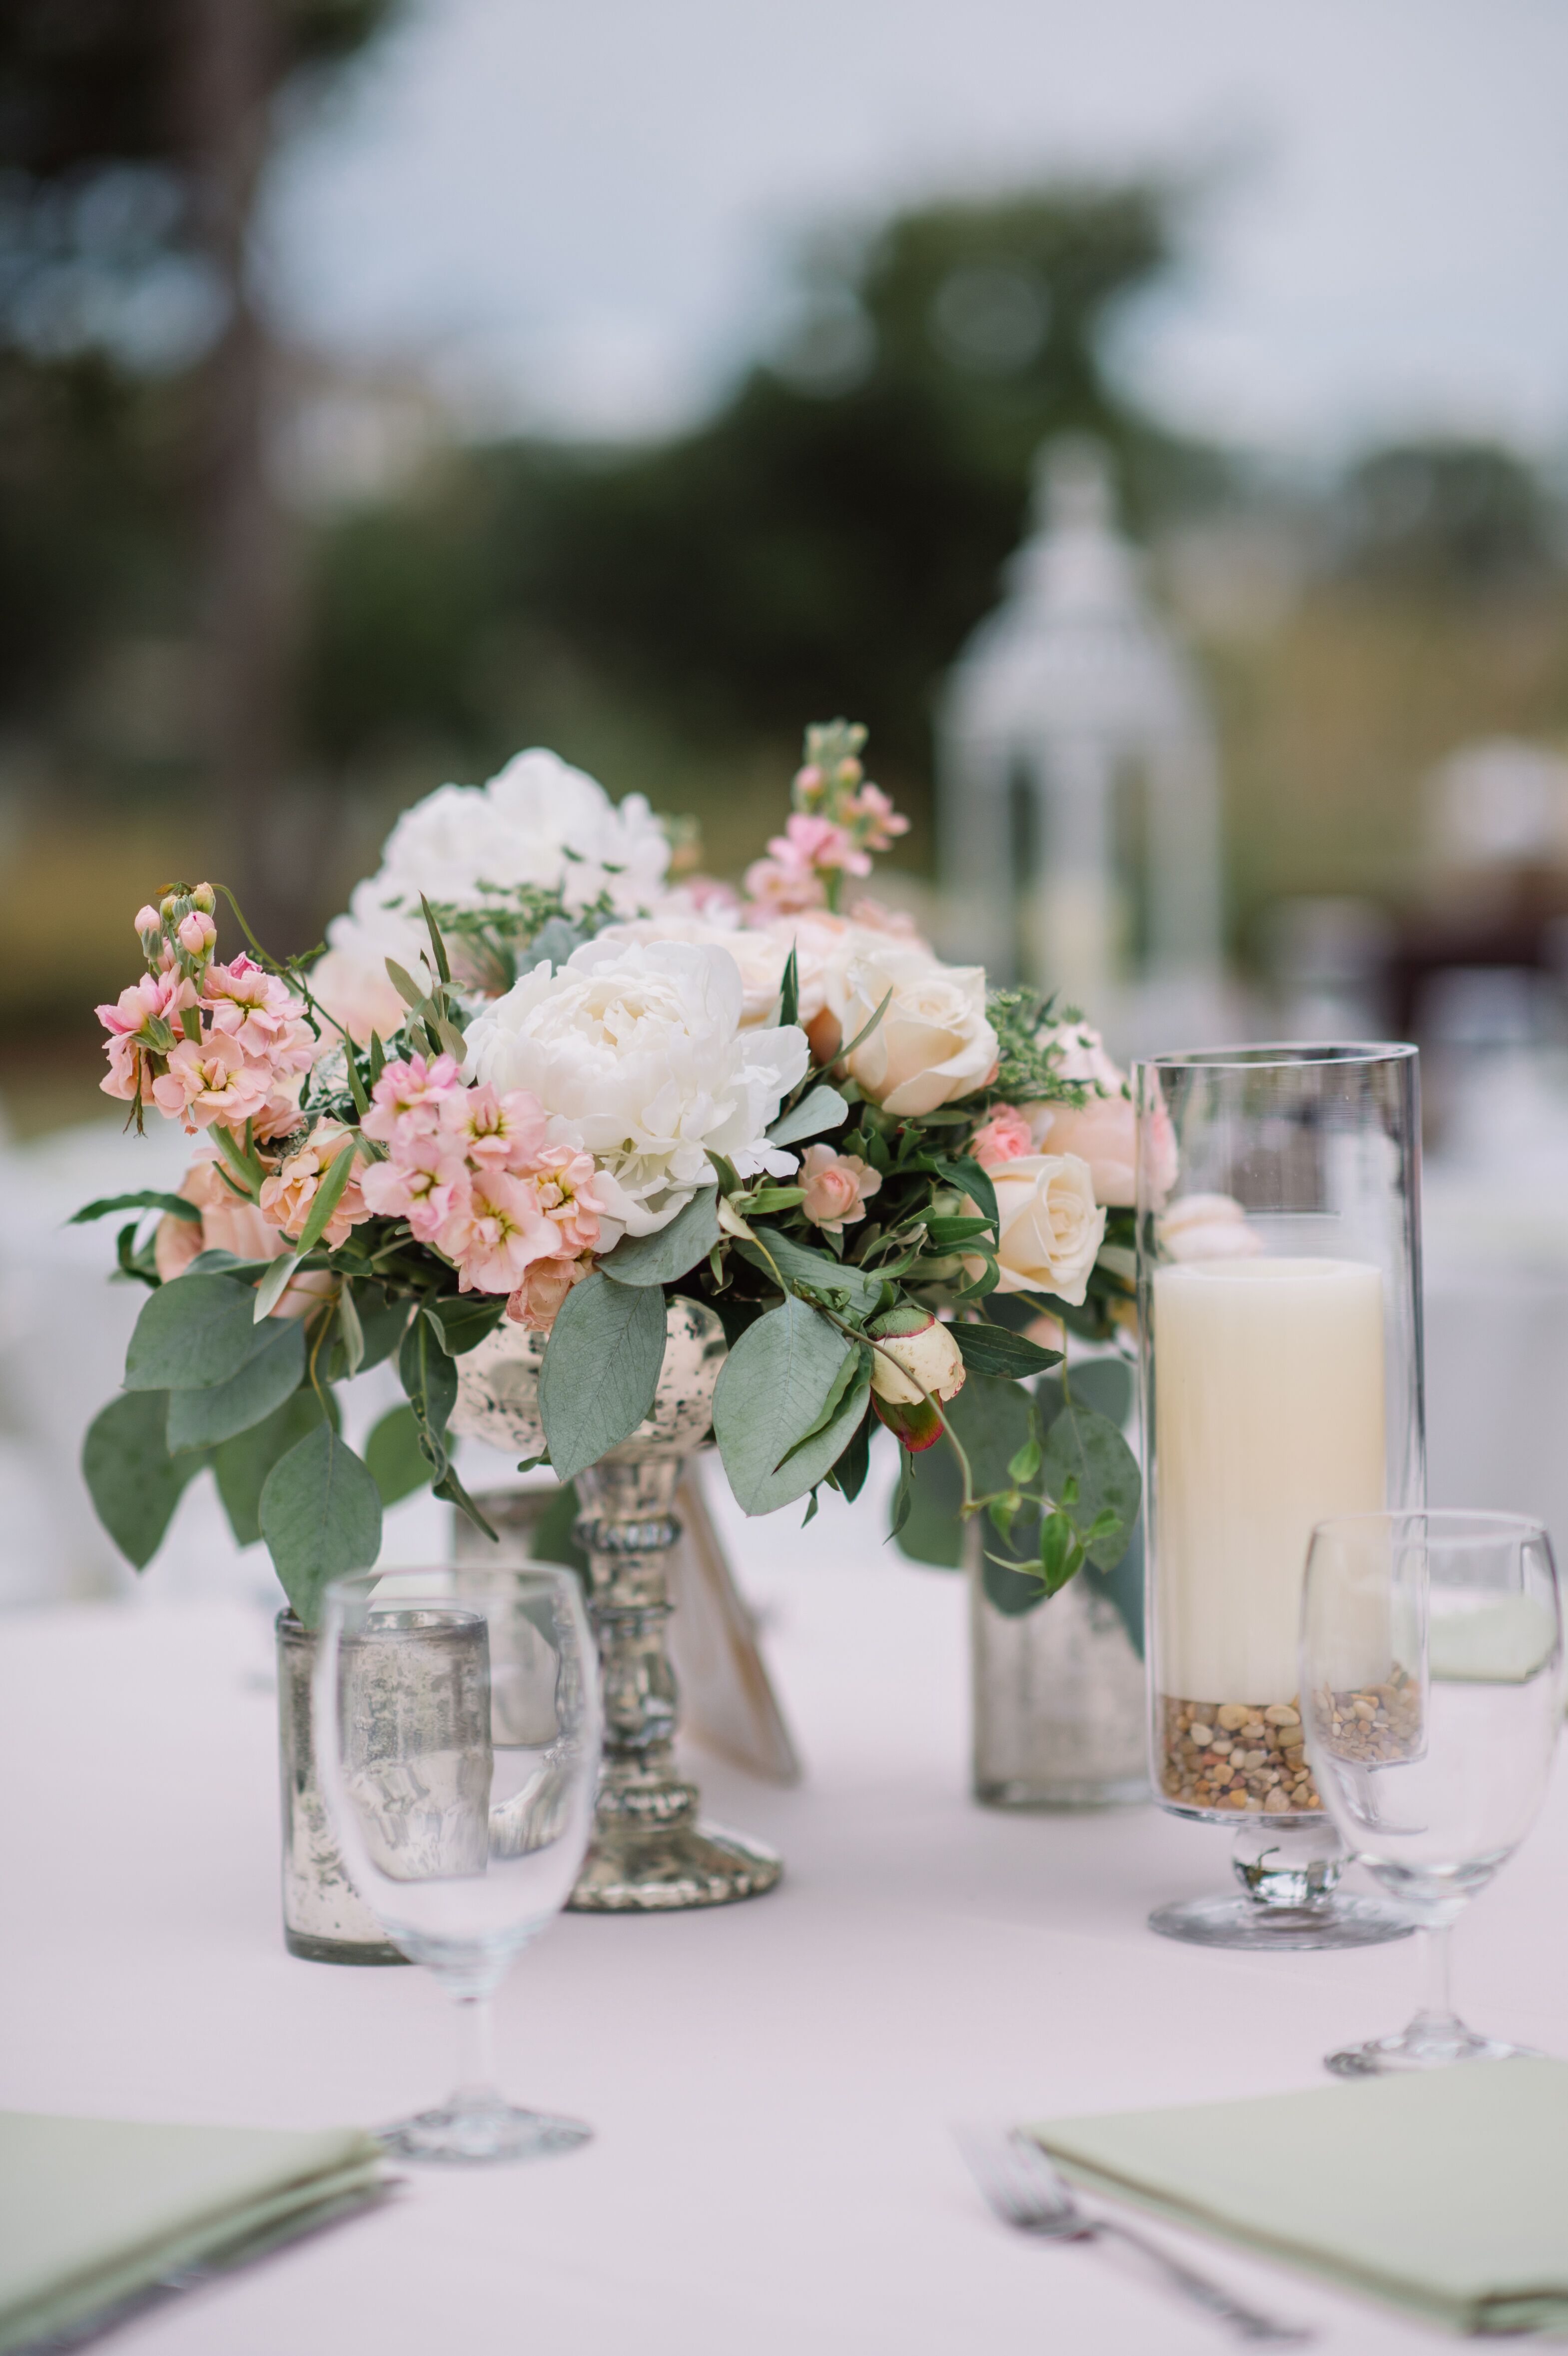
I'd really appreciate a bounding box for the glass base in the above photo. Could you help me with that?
[1327,2015,1538,2077]
[1149,1892,1414,1950]
[284,1928,409,1967]
[569,1816,782,1912]
[976,1773,1149,1811]
[378,2103,592,2165]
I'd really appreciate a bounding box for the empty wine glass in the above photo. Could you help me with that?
[1301,1510,1562,2077]
[312,1562,601,2162]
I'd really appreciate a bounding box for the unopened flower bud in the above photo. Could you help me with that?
[867,1307,965,1406]
[176,910,217,957]
[836,756,863,786]
[190,882,216,915]
[159,895,181,923]
[134,905,161,939]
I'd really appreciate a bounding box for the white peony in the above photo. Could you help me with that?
[315,748,671,1037]
[596,913,790,1029]
[464,937,808,1237]
[836,943,998,1118]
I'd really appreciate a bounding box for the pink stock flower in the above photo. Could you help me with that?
[970,1106,1034,1173]
[361,1053,465,1144]
[849,783,908,850]
[436,1168,560,1295]
[150,1031,273,1134]
[258,1120,370,1246]
[507,1253,593,1333]
[176,910,217,958]
[742,855,826,918]
[97,968,197,1045]
[439,1081,549,1168]
[133,904,161,939]
[361,1136,472,1244]
[530,1144,606,1255]
[846,896,924,943]
[769,811,872,880]
[798,1144,881,1235]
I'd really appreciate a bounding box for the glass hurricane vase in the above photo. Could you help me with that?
[451,1298,782,1910]
[1134,1043,1425,1950]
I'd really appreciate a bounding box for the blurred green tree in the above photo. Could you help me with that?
[0,0,397,936]
[304,183,1220,855]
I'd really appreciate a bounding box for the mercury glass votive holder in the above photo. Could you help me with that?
[1135,1043,1424,1951]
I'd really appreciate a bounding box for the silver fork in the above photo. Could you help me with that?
[955,2127,1313,2345]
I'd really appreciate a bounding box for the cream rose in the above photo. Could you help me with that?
[836,945,997,1119]
[988,1153,1107,1303]
[1031,1092,1137,1207]
[1158,1193,1261,1262]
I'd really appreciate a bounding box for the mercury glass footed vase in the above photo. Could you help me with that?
[451,1297,783,1911]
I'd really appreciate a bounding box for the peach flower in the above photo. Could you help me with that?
[360,1135,472,1244]
[1031,1093,1138,1207]
[154,1155,290,1282]
[258,1120,371,1247]
[436,1168,559,1294]
[150,1032,273,1134]
[507,1253,593,1333]
[798,1144,881,1234]
[361,1053,464,1146]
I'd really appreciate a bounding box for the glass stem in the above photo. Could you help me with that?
[450,1991,500,2114]
[1416,1923,1456,2024]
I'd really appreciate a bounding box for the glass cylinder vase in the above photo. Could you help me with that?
[1134,1043,1424,1950]
[970,1527,1148,1808]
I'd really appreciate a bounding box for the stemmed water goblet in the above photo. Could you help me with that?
[312,1561,601,2161]
[1301,1509,1562,2076]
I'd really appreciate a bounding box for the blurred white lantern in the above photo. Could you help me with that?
[937,438,1222,1042]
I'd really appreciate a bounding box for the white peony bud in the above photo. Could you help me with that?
[867,1310,966,1406]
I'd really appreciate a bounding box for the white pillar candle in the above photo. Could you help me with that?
[1153,1257,1387,1703]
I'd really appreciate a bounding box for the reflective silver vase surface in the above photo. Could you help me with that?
[276,1612,407,1965]
[452,1298,782,1911]
[971,1537,1148,1809]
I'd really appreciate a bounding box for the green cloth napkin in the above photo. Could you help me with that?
[1030,2058,1568,2337]
[0,2113,384,2353]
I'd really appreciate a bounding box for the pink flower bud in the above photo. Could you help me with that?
[134,905,162,939]
[177,910,217,957]
[190,883,217,914]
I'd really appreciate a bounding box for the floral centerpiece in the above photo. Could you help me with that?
[79,722,1141,1630]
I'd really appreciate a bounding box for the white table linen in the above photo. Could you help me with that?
[3,1488,1563,2356]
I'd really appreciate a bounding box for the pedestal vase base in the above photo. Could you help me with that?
[378,2103,591,2165]
[1149,1893,1413,1950]
[569,1820,782,1913]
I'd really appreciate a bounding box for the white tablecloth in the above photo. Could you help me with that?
[3,1507,1564,2356]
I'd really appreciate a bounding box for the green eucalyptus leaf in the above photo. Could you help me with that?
[290,1144,357,1260]
[166,1315,306,1452]
[828,1408,873,1503]
[537,1272,667,1482]
[82,1390,204,1570]
[252,1252,300,1322]
[889,1429,965,1568]
[713,1294,860,1515]
[601,1187,721,1287]
[213,1386,333,1549]
[767,1084,848,1149]
[364,1403,433,1508]
[125,1275,266,1392]
[1039,1399,1141,1570]
[259,1424,382,1628]
[399,1312,459,1478]
[736,1225,884,1314]
[943,1371,1036,1498]
[951,1323,1062,1379]
[982,1551,1047,1616]
[70,1191,201,1226]
[422,1293,508,1355]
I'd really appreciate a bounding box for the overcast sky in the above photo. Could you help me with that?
[268,0,1568,460]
